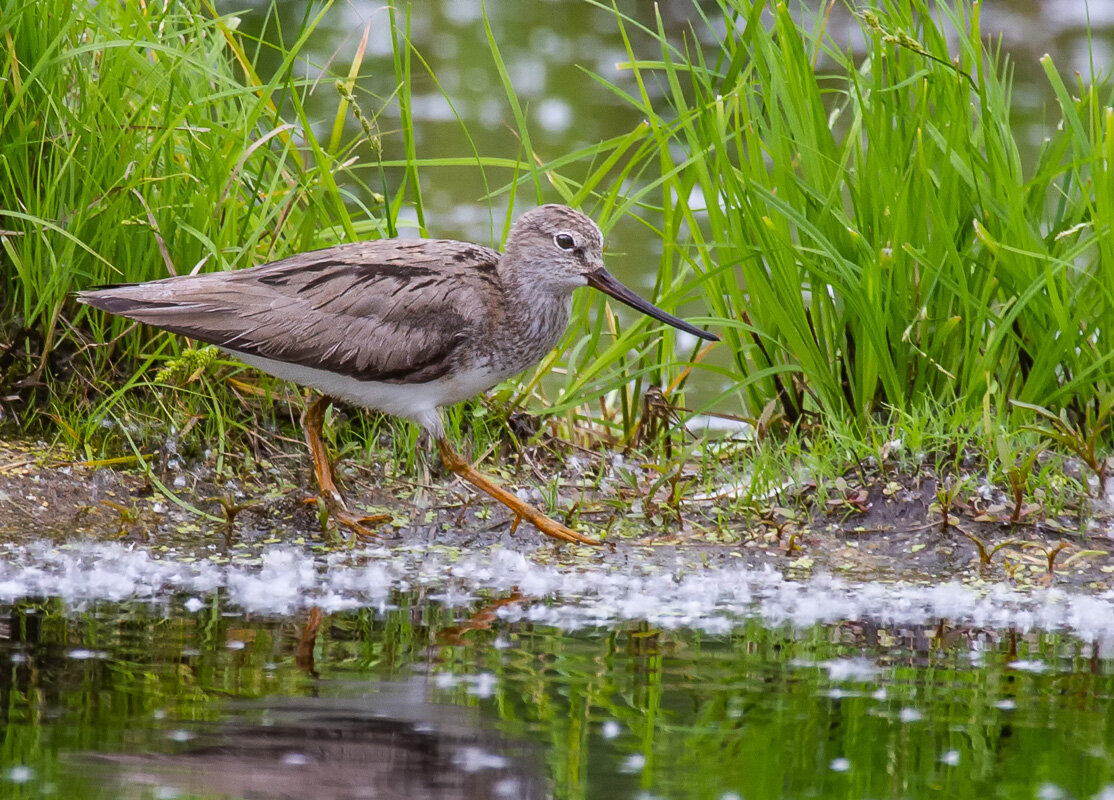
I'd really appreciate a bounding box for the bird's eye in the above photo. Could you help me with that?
[554,233,576,251]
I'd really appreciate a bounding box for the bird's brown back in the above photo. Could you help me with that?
[78,239,509,384]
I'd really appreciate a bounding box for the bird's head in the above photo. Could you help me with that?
[503,204,718,342]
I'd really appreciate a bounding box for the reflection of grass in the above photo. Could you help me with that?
[3,1,1113,531]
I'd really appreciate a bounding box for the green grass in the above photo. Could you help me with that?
[0,0,400,448]
[498,0,1114,473]
[2,0,1113,496]
[547,0,1114,435]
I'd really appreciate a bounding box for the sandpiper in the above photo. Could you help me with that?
[78,205,718,545]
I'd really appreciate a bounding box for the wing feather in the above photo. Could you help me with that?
[78,239,504,384]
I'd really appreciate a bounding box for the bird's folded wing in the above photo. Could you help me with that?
[78,240,504,384]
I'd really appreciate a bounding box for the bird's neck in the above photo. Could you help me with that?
[493,269,575,375]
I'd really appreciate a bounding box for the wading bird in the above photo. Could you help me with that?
[79,205,718,545]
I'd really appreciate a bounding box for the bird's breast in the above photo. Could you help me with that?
[487,293,573,377]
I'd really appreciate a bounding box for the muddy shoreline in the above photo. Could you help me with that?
[2,439,1111,592]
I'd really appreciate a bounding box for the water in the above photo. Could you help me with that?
[5,541,1114,798]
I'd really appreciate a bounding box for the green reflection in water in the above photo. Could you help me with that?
[3,595,1114,799]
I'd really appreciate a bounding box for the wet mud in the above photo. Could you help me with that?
[2,439,1111,592]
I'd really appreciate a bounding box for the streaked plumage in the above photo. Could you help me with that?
[78,205,718,544]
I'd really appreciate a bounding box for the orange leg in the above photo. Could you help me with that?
[303,395,389,538]
[437,437,600,546]
[296,606,323,676]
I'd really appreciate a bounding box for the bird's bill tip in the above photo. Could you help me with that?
[585,268,718,342]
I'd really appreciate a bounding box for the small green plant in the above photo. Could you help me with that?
[156,346,222,386]
[1020,541,1072,585]
[1014,399,1113,493]
[930,477,969,534]
[213,494,252,536]
[955,529,1019,568]
[99,499,145,540]
[988,434,1046,526]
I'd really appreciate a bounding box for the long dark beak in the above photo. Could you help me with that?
[586,268,719,342]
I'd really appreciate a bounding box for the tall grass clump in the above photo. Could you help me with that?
[558,0,1114,436]
[0,0,394,440]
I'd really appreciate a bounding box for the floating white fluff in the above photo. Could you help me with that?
[0,540,1113,644]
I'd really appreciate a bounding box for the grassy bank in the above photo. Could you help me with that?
[1,0,1112,530]
[0,0,408,455]
[554,0,1114,434]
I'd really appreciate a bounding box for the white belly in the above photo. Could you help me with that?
[229,351,500,437]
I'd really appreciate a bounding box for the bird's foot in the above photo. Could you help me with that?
[302,394,388,539]
[305,494,389,539]
[331,506,390,539]
[324,499,389,539]
[437,438,601,547]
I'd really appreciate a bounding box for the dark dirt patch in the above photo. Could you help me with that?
[1,439,1112,591]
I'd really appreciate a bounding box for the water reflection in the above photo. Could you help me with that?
[5,593,1114,799]
[90,684,546,800]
